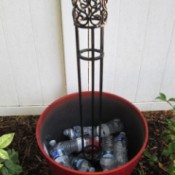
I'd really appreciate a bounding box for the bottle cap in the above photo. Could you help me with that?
[49,140,56,147]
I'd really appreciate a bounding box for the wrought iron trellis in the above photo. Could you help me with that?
[71,0,108,161]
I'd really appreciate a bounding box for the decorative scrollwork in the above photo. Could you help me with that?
[72,0,108,28]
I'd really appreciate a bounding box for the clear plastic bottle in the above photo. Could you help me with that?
[49,140,70,168]
[63,128,77,140]
[113,132,128,167]
[71,157,95,172]
[64,118,123,139]
[57,137,99,154]
[63,126,95,140]
[73,126,94,138]
[97,118,124,137]
[100,136,116,171]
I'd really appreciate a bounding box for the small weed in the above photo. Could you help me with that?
[156,93,175,113]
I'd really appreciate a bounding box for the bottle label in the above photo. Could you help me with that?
[72,158,84,169]
[116,136,124,141]
[50,148,65,159]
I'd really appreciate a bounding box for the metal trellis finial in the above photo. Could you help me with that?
[72,0,108,28]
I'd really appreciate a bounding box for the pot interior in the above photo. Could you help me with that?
[40,92,146,160]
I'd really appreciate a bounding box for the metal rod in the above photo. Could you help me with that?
[91,28,95,160]
[99,27,104,145]
[75,27,85,152]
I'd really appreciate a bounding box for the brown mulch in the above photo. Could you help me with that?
[0,111,174,175]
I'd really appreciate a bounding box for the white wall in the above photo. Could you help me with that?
[0,0,175,116]
[0,0,66,115]
[62,0,175,111]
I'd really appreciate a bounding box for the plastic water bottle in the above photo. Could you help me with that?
[49,140,70,168]
[73,126,95,138]
[113,132,128,167]
[64,118,123,139]
[63,128,77,140]
[97,118,124,137]
[100,136,116,171]
[71,157,95,172]
[63,126,95,139]
[57,137,99,154]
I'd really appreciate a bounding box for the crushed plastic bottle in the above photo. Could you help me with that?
[63,126,96,140]
[97,118,124,137]
[63,128,76,140]
[113,132,128,167]
[71,157,95,172]
[100,136,116,171]
[48,118,127,172]
[57,137,99,155]
[64,118,123,139]
[49,140,70,168]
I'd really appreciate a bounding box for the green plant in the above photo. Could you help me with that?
[143,150,158,166]
[156,93,175,173]
[161,118,175,174]
[143,93,175,175]
[156,92,175,112]
[0,133,22,175]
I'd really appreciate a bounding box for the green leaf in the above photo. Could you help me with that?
[0,149,9,160]
[162,148,170,157]
[167,119,175,131]
[169,98,175,102]
[7,149,19,163]
[4,159,22,174]
[163,129,171,134]
[1,167,9,175]
[0,133,15,149]
[0,163,3,169]
[150,155,158,162]
[168,165,175,175]
[143,150,151,158]
[164,134,175,141]
[168,142,175,154]
[156,93,167,101]
[170,154,175,160]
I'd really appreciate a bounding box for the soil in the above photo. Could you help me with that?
[0,110,174,175]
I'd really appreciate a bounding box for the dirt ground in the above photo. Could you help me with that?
[0,110,173,175]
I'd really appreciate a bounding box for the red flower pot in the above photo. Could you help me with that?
[36,92,148,175]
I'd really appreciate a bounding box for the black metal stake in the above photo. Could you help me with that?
[75,27,85,153]
[99,27,104,144]
[91,28,95,160]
